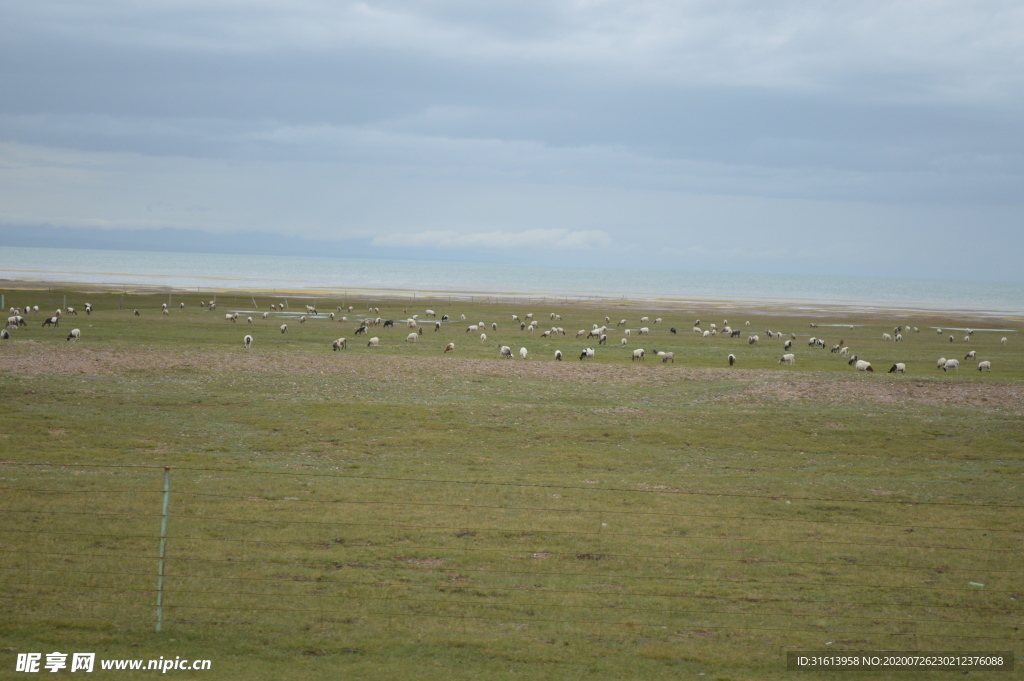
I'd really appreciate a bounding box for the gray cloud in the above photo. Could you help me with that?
[1,1,1022,279]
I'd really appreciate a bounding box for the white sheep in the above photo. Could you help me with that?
[658,351,674,363]
[744,321,750,326]
[554,350,562,360]
[748,335,759,345]
[499,345,512,358]
[162,308,170,316]
[66,328,81,341]
[263,312,269,319]
[527,325,534,333]
[882,333,892,341]
[180,302,185,309]
[512,315,520,322]
[779,353,795,365]
[621,337,627,347]
[526,313,533,320]
[0,329,8,340]
[226,313,236,323]
[693,326,702,334]
[425,309,436,317]
[247,316,253,324]
[66,306,77,316]
[618,319,626,326]
[406,332,418,343]
[332,338,347,351]
[963,335,970,343]
[467,324,479,333]
[839,347,850,356]
[624,329,631,337]
[888,363,905,373]
[367,337,380,347]
[519,347,528,359]
[936,357,947,369]
[280,324,288,333]
[576,330,586,338]
[84,303,92,315]
[654,318,662,324]
[936,328,941,334]
[855,360,874,372]
[1001,337,1008,345]
[300,316,307,324]
[639,327,650,335]
[640,316,649,323]
[444,342,455,353]
[270,303,276,310]
[480,333,487,344]
[978,360,992,371]
[632,348,645,361]
[580,347,595,360]
[784,340,792,350]
[243,334,253,349]
[728,354,736,365]
[943,358,959,372]
[965,350,976,360]
[492,322,498,331]
[702,330,710,338]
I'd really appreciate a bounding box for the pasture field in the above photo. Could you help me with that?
[1,287,1023,680]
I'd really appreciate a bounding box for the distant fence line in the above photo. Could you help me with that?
[2,462,1022,645]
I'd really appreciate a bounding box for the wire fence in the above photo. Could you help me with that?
[1,462,1021,648]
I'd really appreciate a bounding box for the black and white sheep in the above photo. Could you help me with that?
[632,348,645,361]
[888,363,905,373]
[243,335,253,349]
[978,360,992,371]
[332,338,347,351]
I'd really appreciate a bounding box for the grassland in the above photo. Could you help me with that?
[1,286,1022,680]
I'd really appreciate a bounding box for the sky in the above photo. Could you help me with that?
[1,1,1022,280]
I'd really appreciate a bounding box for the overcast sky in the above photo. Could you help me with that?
[1,1,1022,280]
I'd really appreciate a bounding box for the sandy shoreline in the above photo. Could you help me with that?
[2,276,1022,321]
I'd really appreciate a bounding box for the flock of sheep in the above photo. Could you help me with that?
[3,299,1008,374]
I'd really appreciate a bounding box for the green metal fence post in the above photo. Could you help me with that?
[155,466,171,632]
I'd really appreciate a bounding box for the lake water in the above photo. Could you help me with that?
[2,246,1022,315]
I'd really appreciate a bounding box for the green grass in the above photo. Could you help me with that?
[0,287,1022,680]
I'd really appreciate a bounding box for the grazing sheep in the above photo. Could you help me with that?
[66,328,81,341]
[1001,337,1008,345]
[329,313,335,320]
[888,363,905,373]
[658,351,674,363]
[942,358,959,371]
[580,348,595,361]
[209,303,216,311]
[621,337,627,347]
[744,321,749,326]
[162,308,170,317]
[444,342,455,353]
[519,347,528,359]
[978,360,992,371]
[839,347,850,356]
[84,303,92,315]
[540,330,551,338]
[830,344,840,353]
[42,316,59,327]
[654,318,662,325]
[435,321,441,331]
[599,334,608,345]
[180,302,185,309]
[847,355,859,365]
[332,338,347,351]
[728,354,736,366]
[354,325,367,335]
[161,303,168,310]
[263,312,269,319]
[967,328,974,335]
[526,313,533,320]
[467,324,479,333]
[694,320,700,327]
[512,315,520,322]
[936,328,941,334]
[406,332,418,343]
[492,322,497,331]
[499,345,512,358]
[226,313,236,322]
[624,329,631,337]
[554,350,562,360]
[693,326,702,334]
[66,307,77,316]
[280,324,288,333]
[640,316,649,323]
[426,309,436,317]
[747,335,759,345]
[855,360,873,372]
[963,335,971,343]
[639,327,650,335]
[408,319,418,329]
[632,348,645,361]
[340,316,347,322]
[243,334,253,349]
[554,314,562,321]
[779,353,795,365]
[0,329,8,340]
[730,329,741,338]
[965,350,976,360]
[949,335,954,343]
[605,316,610,323]
[670,327,677,334]
[576,329,587,338]
[527,325,534,333]
[882,333,892,341]
[480,333,487,344]
[936,357,947,369]
[134,309,140,316]
[305,305,317,315]
[784,340,792,350]
[383,320,394,328]
[269,304,276,310]
[349,306,354,312]
[247,317,253,324]
[618,319,626,326]
[367,337,380,347]
[520,322,526,331]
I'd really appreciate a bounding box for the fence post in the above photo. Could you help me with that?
[155,466,171,632]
